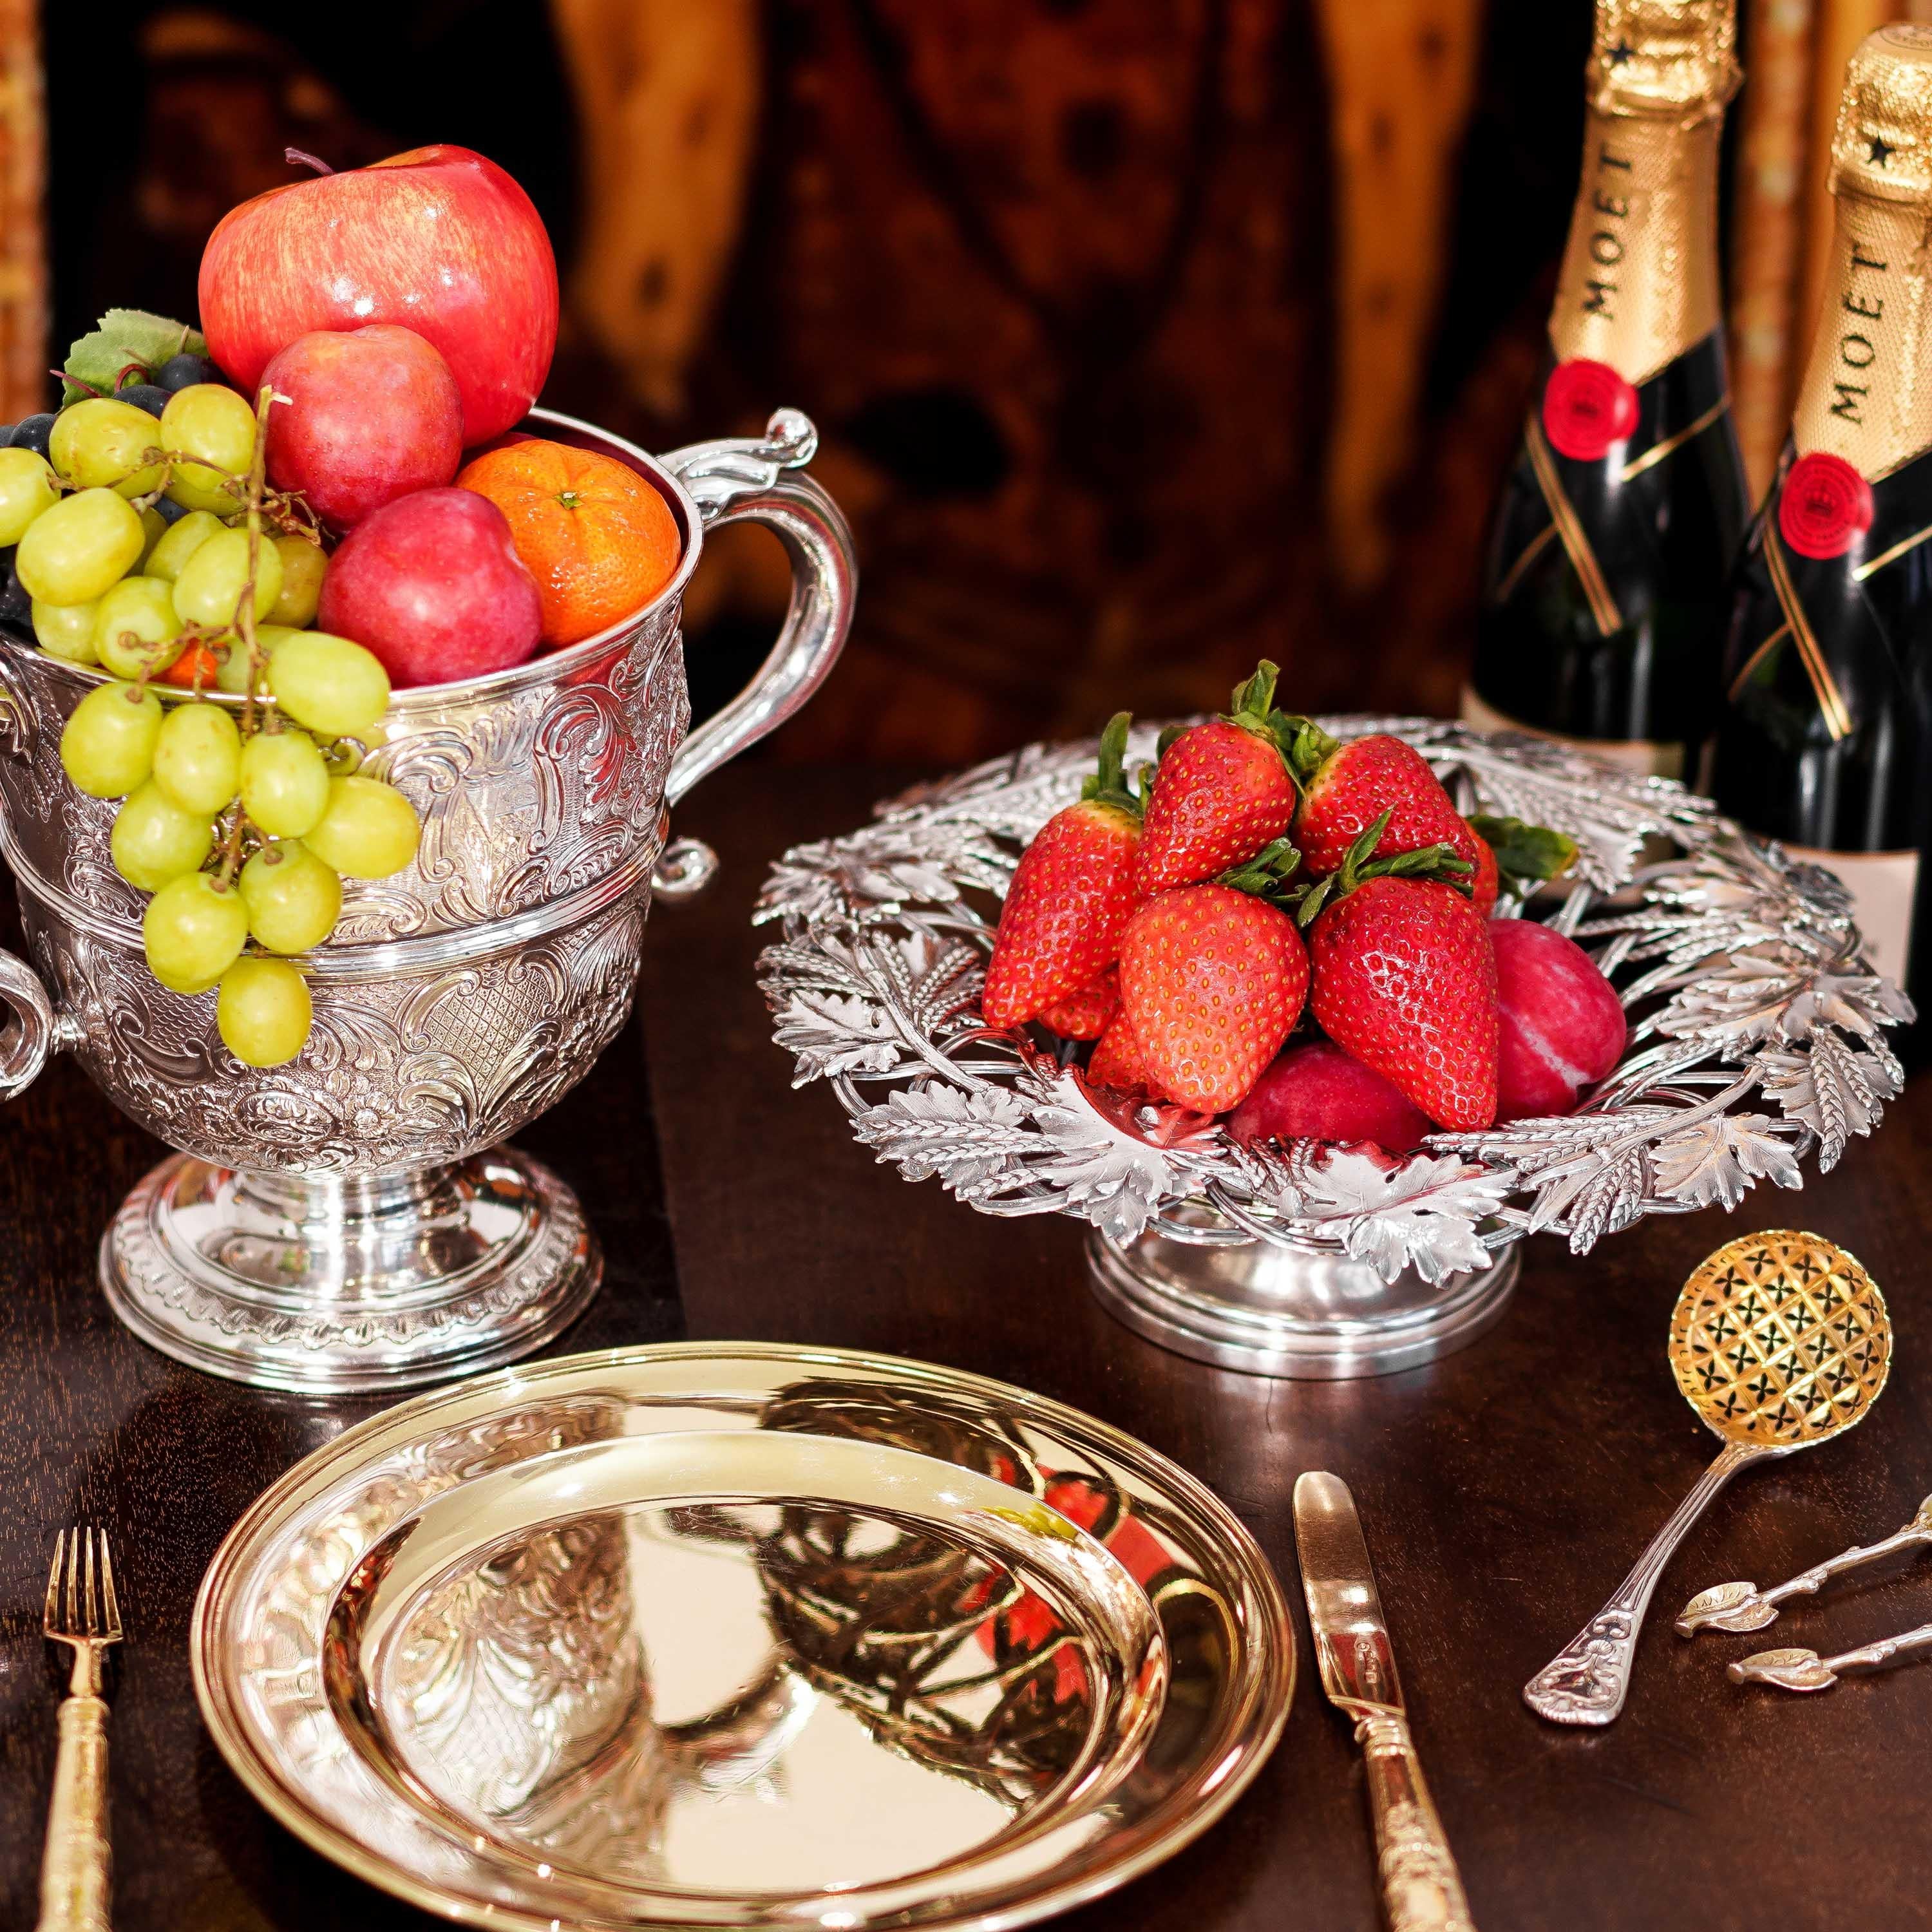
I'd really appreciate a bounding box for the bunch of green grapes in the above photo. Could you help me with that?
[7,385,327,683]
[13,383,422,1070]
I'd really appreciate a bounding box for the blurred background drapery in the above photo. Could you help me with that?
[15,0,1932,758]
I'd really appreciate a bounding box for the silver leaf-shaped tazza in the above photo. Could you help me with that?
[757,719,1914,1379]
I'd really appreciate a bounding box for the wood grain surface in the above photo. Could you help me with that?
[3,761,1931,1930]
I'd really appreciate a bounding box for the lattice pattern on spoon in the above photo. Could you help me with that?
[1669,1231,1891,1446]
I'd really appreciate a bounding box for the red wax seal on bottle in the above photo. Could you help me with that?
[1542,359,1641,460]
[1778,451,1875,560]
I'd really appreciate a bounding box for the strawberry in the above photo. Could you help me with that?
[1469,835,1499,916]
[1136,661,1296,895]
[982,714,1141,1028]
[1300,819,1499,1130]
[1283,724,1483,881]
[1039,966,1120,1041]
[1087,1006,1163,1095]
[1118,882,1310,1113]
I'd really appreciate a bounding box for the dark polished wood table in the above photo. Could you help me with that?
[3,762,1930,1932]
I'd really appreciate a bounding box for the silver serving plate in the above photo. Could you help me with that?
[193,1342,1293,1931]
[756,721,1913,1379]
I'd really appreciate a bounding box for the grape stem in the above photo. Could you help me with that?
[215,804,247,888]
[211,383,285,891]
[126,444,319,540]
[238,384,283,741]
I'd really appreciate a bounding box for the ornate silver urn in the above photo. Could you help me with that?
[0,408,855,1394]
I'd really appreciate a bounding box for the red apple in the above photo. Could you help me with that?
[263,326,462,529]
[1492,919,1628,1121]
[199,146,558,444]
[317,486,542,687]
[1227,1039,1433,1153]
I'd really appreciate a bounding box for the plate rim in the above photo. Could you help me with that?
[192,1340,1296,1931]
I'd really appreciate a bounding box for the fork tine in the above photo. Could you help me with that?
[65,1524,79,1634]
[100,1531,122,1640]
[84,1529,99,1637]
[43,1528,63,1632]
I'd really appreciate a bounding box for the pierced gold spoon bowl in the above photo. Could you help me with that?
[1524,1230,1891,1726]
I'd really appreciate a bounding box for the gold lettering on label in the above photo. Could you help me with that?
[1793,197,1932,477]
[1549,107,1725,381]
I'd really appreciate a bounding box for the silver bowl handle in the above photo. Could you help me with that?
[658,408,857,819]
[0,948,68,1101]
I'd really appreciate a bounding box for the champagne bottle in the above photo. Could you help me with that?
[1707,25,1932,998]
[1466,0,1750,779]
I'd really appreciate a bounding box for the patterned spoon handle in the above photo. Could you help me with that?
[1525,1440,1768,1726]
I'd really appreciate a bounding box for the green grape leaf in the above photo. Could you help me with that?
[62,310,208,406]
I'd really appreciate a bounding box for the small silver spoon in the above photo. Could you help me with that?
[1677,1493,1932,1636]
[1524,1231,1892,1727]
[1730,1620,1932,1693]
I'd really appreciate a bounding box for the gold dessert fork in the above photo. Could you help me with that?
[37,1528,121,1932]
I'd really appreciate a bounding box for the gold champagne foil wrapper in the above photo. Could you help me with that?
[1587,0,1740,120]
[1794,27,1932,478]
[1832,25,1932,202]
[1551,1,1738,383]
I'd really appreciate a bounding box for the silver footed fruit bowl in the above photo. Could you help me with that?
[757,721,1913,1380]
[0,406,855,1394]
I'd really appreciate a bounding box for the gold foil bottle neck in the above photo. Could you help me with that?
[1832,26,1932,204]
[1587,0,1740,121]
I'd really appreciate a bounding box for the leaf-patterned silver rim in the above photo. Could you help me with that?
[755,720,1914,1286]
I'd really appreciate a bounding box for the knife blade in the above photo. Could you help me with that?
[1294,1468,1405,1717]
[1293,1471,1476,1932]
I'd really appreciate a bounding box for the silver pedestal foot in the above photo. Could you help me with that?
[100,1146,601,1394]
[1086,1224,1520,1379]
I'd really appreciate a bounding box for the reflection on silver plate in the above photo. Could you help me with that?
[194,1344,1294,1931]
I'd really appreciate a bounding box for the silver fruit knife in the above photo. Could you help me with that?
[1294,1472,1475,1932]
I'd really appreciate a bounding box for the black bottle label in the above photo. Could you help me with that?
[1707,444,1929,988]
[1470,330,1750,753]
[1709,439,1932,853]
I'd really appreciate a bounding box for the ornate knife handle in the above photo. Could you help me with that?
[1356,1710,1475,1932]
[37,1690,111,1932]
[1525,1439,1770,1726]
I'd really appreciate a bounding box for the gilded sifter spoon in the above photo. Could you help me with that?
[1524,1231,1891,1727]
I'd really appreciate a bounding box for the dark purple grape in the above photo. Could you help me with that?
[117,383,170,417]
[150,493,188,525]
[0,426,14,447]
[157,354,214,393]
[11,414,53,456]
[0,549,29,630]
